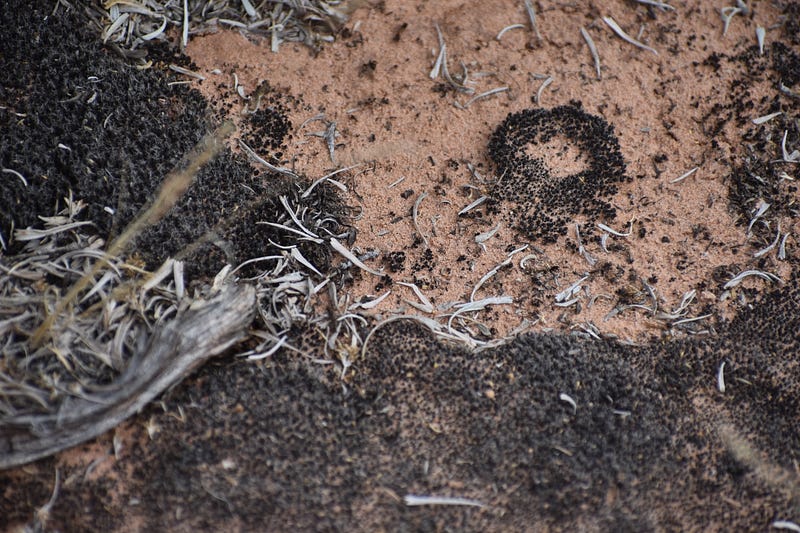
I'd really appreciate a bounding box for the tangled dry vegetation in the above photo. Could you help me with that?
[0,129,370,468]
[83,0,352,58]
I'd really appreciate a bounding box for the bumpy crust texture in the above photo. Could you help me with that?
[489,104,627,243]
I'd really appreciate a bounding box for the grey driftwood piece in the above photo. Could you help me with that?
[0,283,257,469]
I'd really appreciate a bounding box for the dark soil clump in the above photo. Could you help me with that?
[488,103,628,243]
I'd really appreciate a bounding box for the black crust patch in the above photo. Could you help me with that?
[488,104,627,243]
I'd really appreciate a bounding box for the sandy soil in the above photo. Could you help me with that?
[184,0,796,344]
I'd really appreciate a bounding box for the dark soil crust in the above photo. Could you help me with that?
[0,3,345,279]
[2,1,800,532]
[3,278,799,531]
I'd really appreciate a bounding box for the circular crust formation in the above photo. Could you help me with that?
[488,104,628,243]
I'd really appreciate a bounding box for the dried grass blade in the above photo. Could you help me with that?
[497,24,525,40]
[413,192,429,248]
[723,269,781,289]
[752,111,781,125]
[140,15,167,41]
[329,238,383,277]
[181,0,189,49]
[602,16,658,55]
[458,196,487,215]
[2,168,28,187]
[397,281,434,313]
[349,291,391,311]
[404,494,486,508]
[461,87,509,108]
[239,139,299,178]
[448,296,512,331]
[580,27,601,79]
[670,166,698,183]
[523,0,541,39]
[634,0,675,9]
[169,64,205,80]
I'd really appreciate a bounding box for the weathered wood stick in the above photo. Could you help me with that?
[0,282,256,470]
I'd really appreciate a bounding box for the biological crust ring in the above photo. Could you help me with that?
[489,104,628,243]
